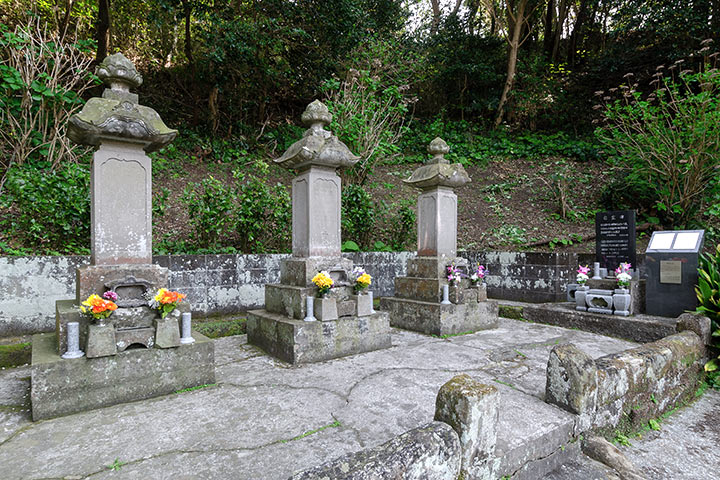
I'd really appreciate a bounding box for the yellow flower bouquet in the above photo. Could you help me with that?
[312,271,334,298]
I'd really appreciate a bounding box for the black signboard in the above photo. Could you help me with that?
[595,210,636,271]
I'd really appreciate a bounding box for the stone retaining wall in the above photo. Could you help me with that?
[0,251,637,337]
[545,315,708,433]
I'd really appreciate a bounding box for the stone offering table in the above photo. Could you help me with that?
[380,138,498,336]
[31,54,214,421]
[246,101,391,364]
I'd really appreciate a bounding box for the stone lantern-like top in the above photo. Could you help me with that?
[275,100,359,172]
[68,53,177,152]
[404,137,471,190]
[404,137,470,259]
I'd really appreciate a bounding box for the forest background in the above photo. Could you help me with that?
[1,0,719,256]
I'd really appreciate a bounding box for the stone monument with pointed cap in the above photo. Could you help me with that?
[246,101,391,364]
[31,54,214,421]
[380,138,498,335]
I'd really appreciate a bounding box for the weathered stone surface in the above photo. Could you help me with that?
[110,305,157,329]
[55,299,91,354]
[289,422,461,480]
[434,374,499,479]
[76,263,168,304]
[522,303,676,343]
[676,312,712,346]
[546,344,598,431]
[85,323,117,358]
[416,187,460,258]
[4,319,707,479]
[394,276,444,302]
[115,326,155,351]
[67,53,177,152]
[246,310,391,364]
[154,315,181,348]
[264,283,315,319]
[381,297,498,336]
[351,294,372,317]
[582,435,646,480]
[31,331,214,421]
[313,297,338,322]
[586,278,644,315]
[592,330,704,430]
[280,256,353,287]
[545,331,705,432]
[404,138,471,191]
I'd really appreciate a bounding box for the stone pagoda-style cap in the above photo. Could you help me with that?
[67,53,177,152]
[404,137,471,190]
[274,100,360,172]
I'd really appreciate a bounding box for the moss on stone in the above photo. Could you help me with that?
[498,304,524,320]
[0,342,31,368]
[193,317,246,338]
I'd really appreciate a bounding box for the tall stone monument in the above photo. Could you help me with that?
[380,138,499,335]
[246,101,391,364]
[31,53,215,421]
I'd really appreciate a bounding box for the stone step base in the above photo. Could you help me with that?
[246,309,391,364]
[31,331,215,421]
[493,384,580,479]
[522,302,676,343]
[379,297,498,336]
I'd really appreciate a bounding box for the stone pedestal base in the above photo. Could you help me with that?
[246,309,391,364]
[31,331,215,421]
[380,297,499,336]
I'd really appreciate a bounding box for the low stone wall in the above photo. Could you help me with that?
[545,315,708,433]
[0,251,633,337]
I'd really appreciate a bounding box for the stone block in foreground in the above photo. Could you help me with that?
[246,309,392,364]
[380,297,499,336]
[289,422,461,480]
[31,331,215,421]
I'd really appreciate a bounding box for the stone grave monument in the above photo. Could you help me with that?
[380,138,498,335]
[567,209,643,315]
[246,100,391,364]
[595,209,636,272]
[645,230,705,317]
[31,53,215,421]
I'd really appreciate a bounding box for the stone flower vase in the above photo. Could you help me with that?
[613,288,631,317]
[566,283,579,302]
[575,285,589,311]
[351,293,373,317]
[314,296,338,321]
[473,283,488,302]
[449,284,465,304]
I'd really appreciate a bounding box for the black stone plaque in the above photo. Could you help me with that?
[595,210,636,271]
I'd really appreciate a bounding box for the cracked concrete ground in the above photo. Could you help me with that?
[0,317,713,479]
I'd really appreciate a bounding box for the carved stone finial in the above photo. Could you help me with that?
[67,53,176,152]
[274,100,358,172]
[403,138,470,190]
[96,53,143,89]
[428,137,450,161]
[301,100,333,129]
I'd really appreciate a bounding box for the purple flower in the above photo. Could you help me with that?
[103,291,118,301]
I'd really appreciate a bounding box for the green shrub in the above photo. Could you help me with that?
[1,162,90,254]
[597,63,720,228]
[234,162,291,253]
[341,183,376,248]
[181,176,235,250]
[696,243,720,372]
[385,198,415,251]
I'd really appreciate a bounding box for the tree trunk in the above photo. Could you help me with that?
[551,0,569,63]
[59,0,75,40]
[94,0,110,63]
[182,0,194,67]
[430,0,441,35]
[568,0,589,65]
[494,0,526,128]
[543,0,555,58]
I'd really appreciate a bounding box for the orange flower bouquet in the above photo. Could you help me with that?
[149,288,186,318]
[79,294,118,321]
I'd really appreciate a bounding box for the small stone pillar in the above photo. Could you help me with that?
[435,374,499,479]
